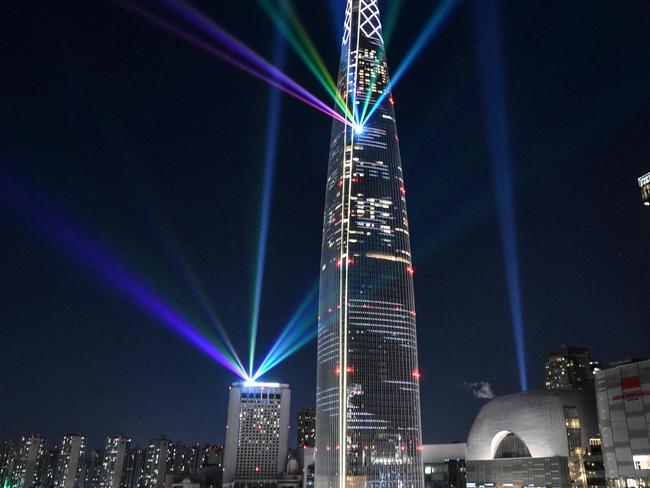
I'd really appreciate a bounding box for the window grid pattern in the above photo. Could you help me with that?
[316,1,424,487]
[235,391,283,482]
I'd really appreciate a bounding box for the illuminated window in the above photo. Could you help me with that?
[633,454,650,470]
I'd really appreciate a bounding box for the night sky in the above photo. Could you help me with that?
[1,0,649,450]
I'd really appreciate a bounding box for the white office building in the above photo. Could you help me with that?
[223,382,291,488]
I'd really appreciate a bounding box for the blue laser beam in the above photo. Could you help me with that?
[253,281,319,379]
[361,0,460,126]
[471,0,527,391]
[249,26,287,376]
[0,164,248,379]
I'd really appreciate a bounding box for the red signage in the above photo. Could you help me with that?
[621,377,641,390]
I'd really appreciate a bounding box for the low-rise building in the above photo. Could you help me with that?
[466,389,599,488]
[422,443,466,488]
[595,359,650,487]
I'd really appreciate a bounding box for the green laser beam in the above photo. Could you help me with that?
[259,0,353,121]
[254,281,318,376]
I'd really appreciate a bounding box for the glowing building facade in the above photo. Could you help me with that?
[223,382,291,488]
[315,1,424,487]
[100,436,131,488]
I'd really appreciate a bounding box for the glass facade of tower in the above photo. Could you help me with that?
[315,1,424,487]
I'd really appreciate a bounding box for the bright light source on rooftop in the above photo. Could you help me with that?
[354,124,364,134]
[242,380,281,388]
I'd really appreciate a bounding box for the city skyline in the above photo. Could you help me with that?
[1,0,649,452]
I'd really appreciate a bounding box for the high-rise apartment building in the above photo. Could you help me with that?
[296,408,316,449]
[638,172,650,206]
[201,445,223,469]
[41,447,60,488]
[84,450,104,488]
[13,435,46,488]
[143,438,169,488]
[54,435,86,488]
[125,446,146,488]
[545,346,601,391]
[222,382,291,488]
[100,436,131,488]
[594,359,650,487]
[169,443,203,476]
[0,440,16,487]
[315,1,424,487]
[421,444,466,488]
[83,450,104,488]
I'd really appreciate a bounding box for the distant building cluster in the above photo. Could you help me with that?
[3,350,649,488]
[0,435,223,488]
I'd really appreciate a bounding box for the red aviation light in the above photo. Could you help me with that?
[326,445,331,451]
[407,266,414,275]
[389,96,394,105]
[400,186,406,194]
[410,310,416,317]
[417,445,424,451]
[412,369,421,380]
[346,366,355,373]
[335,365,341,375]
[348,257,355,265]
[254,467,260,472]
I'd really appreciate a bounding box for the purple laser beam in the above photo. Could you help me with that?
[115,0,351,127]
[0,165,247,379]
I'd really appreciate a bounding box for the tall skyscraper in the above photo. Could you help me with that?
[54,435,86,488]
[222,382,291,488]
[544,346,600,391]
[316,1,424,487]
[100,436,131,488]
[13,435,46,488]
[143,438,169,488]
[296,408,316,449]
[638,172,650,206]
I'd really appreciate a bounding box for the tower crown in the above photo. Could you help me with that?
[343,0,384,46]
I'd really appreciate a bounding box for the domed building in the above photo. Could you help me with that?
[465,389,598,488]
